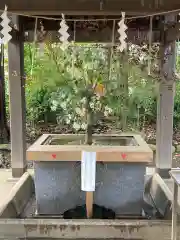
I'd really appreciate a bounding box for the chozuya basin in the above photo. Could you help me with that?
[27,133,153,216]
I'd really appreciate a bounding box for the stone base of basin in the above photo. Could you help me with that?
[0,172,176,240]
[34,162,145,216]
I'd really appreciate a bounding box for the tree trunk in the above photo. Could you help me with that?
[85,95,93,145]
[0,45,10,143]
[120,52,129,131]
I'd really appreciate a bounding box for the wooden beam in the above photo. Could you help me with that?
[8,15,27,178]
[0,0,180,14]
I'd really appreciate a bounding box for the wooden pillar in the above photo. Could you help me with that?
[8,15,27,178]
[156,15,176,178]
[171,180,178,240]
[0,44,9,143]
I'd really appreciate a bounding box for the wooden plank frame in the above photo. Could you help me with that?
[27,133,152,163]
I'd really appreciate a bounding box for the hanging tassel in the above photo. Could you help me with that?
[0,5,12,44]
[117,12,128,52]
[148,16,153,76]
[59,14,70,50]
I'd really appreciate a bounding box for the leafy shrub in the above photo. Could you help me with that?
[24,42,159,131]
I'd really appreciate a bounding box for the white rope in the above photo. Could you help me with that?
[148,16,153,76]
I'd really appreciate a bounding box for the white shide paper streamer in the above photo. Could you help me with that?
[81,151,96,192]
[0,5,12,44]
[117,12,128,52]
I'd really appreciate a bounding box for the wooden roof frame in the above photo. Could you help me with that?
[0,0,180,15]
[0,1,179,43]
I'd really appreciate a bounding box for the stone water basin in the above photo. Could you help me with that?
[0,171,176,239]
[27,133,153,216]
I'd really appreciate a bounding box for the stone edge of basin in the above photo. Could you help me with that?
[149,173,174,218]
[0,171,175,219]
[0,172,34,218]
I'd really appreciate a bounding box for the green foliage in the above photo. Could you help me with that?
[2,41,179,133]
[174,82,180,128]
[174,46,180,129]
[50,44,109,131]
[24,42,158,131]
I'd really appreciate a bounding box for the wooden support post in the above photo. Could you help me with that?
[0,45,9,143]
[156,14,176,178]
[86,191,93,218]
[170,170,180,240]
[156,81,175,177]
[171,181,178,240]
[8,15,27,178]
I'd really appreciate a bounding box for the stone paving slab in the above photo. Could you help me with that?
[0,170,17,209]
